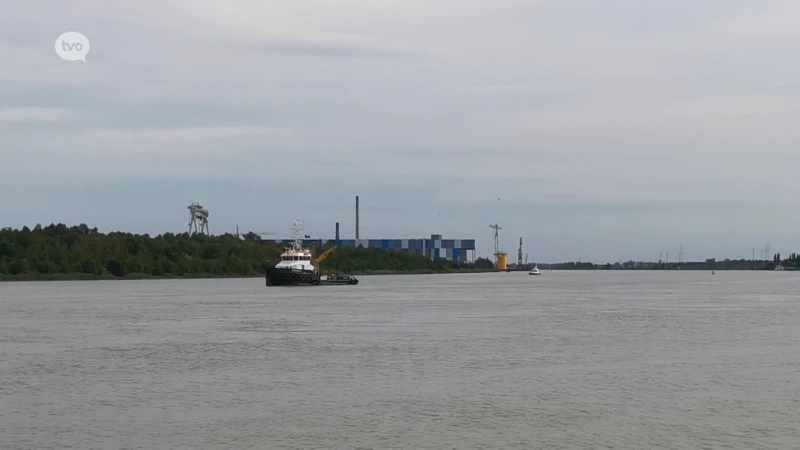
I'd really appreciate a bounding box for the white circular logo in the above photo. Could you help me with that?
[55,31,90,62]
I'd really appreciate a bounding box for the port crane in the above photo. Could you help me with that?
[313,245,338,268]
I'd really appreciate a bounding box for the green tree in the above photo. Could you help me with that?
[474,257,494,269]
[105,258,127,277]
[79,257,99,275]
[0,240,15,258]
[8,259,30,275]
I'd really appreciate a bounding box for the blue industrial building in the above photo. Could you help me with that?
[265,234,476,263]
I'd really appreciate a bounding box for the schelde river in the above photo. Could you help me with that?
[1,271,799,449]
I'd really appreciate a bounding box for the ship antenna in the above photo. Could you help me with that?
[290,220,304,251]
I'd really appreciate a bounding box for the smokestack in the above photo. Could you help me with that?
[335,222,340,240]
[355,196,360,239]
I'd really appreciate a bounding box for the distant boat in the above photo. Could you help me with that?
[529,264,540,275]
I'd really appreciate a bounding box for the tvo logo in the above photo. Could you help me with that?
[55,32,90,62]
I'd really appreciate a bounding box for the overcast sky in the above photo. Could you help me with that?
[2,0,799,262]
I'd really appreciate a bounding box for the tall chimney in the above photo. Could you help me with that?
[335,222,340,240]
[355,196,360,239]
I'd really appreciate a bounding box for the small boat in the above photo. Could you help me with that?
[320,274,359,285]
[529,264,540,275]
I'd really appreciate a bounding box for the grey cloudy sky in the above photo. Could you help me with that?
[2,0,799,262]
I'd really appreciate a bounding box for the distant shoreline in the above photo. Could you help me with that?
[0,224,496,281]
[3,267,794,283]
[0,268,498,282]
[3,224,795,281]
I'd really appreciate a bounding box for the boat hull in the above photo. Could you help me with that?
[265,267,320,286]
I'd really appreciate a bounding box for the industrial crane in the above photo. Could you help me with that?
[314,245,338,267]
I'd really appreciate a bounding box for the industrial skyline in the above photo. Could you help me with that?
[0,188,790,263]
[257,197,477,263]
[202,196,788,264]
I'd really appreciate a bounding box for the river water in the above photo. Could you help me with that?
[1,271,799,449]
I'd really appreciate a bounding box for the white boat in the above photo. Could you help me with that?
[265,220,320,286]
[529,264,540,275]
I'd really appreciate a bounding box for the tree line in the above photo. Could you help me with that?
[2,224,795,279]
[548,256,798,271]
[0,223,485,280]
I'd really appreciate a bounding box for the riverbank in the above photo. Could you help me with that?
[0,273,233,282]
[0,268,497,282]
[1,224,489,281]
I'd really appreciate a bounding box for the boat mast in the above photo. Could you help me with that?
[290,220,305,252]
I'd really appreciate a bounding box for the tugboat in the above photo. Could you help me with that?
[265,220,320,286]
